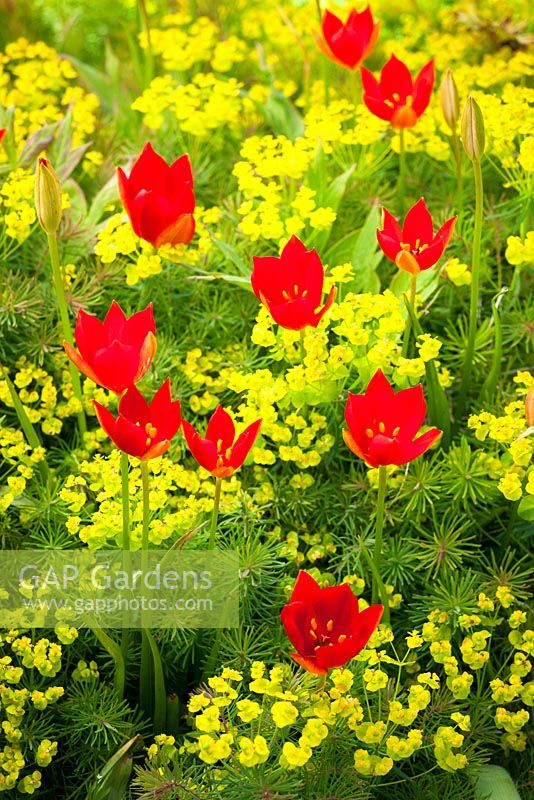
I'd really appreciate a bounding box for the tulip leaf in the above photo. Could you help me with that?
[307,147,355,251]
[262,88,304,140]
[473,765,522,800]
[349,205,382,293]
[87,175,120,227]
[390,265,439,302]
[210,236,249,276]
[479,290,506,403]
[517,494,534,521]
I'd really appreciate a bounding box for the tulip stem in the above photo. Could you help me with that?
[137,0,154,86]
[46,233,87,438]
[402,273,417,357]
[120,451,131,675]
[299,329,306,362]
[139,460,152,717]
[209,477,223,550]
[372,465,390,624]
[398,129,406,216]
[457,157,483,423]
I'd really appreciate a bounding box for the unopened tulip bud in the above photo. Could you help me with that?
[440,69,460,131]
[526,385,534,427]
[461,96,485,161]
[34,157,62,234]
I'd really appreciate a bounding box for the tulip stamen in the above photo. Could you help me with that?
[326,619,334,632]
[145,423,157,438]
[310,617,318,631]
[309,629,317,640]
[392,426,400,437]
[365,427,374,438]
[378,421,386,434]
[392,92,400,102]
[338,634,347,644]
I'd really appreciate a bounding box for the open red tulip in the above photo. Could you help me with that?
[117,142,195,248]
[182,406,262,478]
[94,379,181,460]
[343,369,442,467]
[281,571,383,674]
[64,301,156,395]
[251,236,336,330]
[317,6,379,71]
[361,54,434,128]
[377,198,457,274]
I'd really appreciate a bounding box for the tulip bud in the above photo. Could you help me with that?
[461,96,485,161]
[34,157,62,234]
[440,69,460,131]
[526,385,534,427]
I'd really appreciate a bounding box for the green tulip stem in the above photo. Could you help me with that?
[46,232,86,437]
[398,128,406,216]
[209,477,223,550]
[457,157,483,422]
[402,272,418,357]
[372,465,390,624]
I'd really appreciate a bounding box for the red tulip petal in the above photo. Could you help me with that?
[155,213,195,247]
[128,142,171,197]
[123,303,156,346]
[74,308,108,358]
[170,153,193,187]
[91,341,140,394]
[313,285,337,326]
[381,207,403,240]
[434,215,457,250]
[182,419,219,473]
[64,342,102,387]
[103,300,127,340]
[251,255,287,304]
[391,383,427,439]
[398,427,442,464]
[412,59,435,117]
[377,230,401,262]
[141,440,171,460]
[117,166,132,214]
[205,406,235,449]
[415,239,445,270]
[290,653,328,675]
[93,402,118,442]
[149,379,182,441]
[342,428,370,464]
[314,583,359,631]
[322,9,343,41]
[280,601,313,656]
[360,66,382,100]
[113,413,152,458]
[290,570,322,603]
[133,331,157,384]
[230,418,262,469]
[268,297,318,330]
[403,198,433,248]
[380,54,413,101]
[351,604,384,650]
[361,93,394,122]
[118,384,151,426]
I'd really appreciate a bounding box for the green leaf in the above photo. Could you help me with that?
[518,494,534,522]
[262,88,305,140]
[390,266,439,303]
[473,765,522,800]
[349,205,382,293]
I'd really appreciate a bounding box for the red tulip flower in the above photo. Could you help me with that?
[361,54,434,128]
[343,369,442,467]
[117,142,195,248]
[182,406,262,478]
[251,236,336,330]
[281,571,383,674]
[64,301,156,395]
[94,379,181,460]
[317,6,379,71]
[377,198,457,274]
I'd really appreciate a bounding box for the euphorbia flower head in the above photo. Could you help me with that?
[377,197,457,274]
[361,54,434,128]
[117,142,195,248]
[343,369,442,467]
[64,301,156,395]
[94,379,181,460]
[182,406,262,478]
[251,236,336,331]
[281,571,383,674]
[317,6,379,70]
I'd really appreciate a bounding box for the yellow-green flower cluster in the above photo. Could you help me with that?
[468,371,534,504]
[0,38,99,152]
[59,448,244,549]
[94,206,222,285]
[0,631,65,793]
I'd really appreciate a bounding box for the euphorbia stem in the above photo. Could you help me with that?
[457,157,483,422]
[402,273,417,357]
[398,128,406,216]
[46,233,86,437]
[372,465,390,623]
[209,477,222,550]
